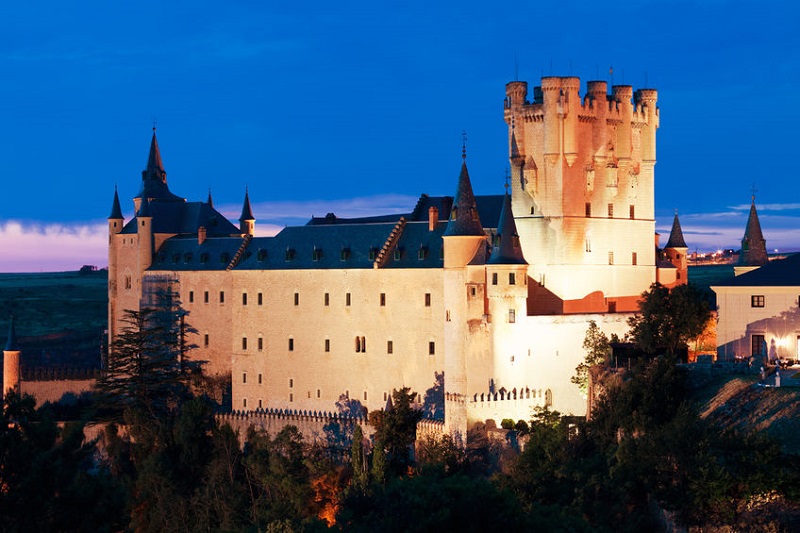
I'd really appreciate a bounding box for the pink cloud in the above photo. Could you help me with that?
[0,221,108,272]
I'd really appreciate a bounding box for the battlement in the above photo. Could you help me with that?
[22,366,101,382]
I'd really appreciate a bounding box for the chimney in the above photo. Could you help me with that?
[198,226,207,245]
[428,206,438,231]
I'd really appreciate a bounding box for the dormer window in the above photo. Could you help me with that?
[341,248,350,261]
[394,248,402,260]
[285,248,295,261]
[369,248,377,261]
[200,252,209,263]
[450,207,458,220]
[172,253,180,263]
[418,247,428,260]
[220,252,230,264]
[312,247,322,261]
[184,252,193,263]
[257,249,267,261]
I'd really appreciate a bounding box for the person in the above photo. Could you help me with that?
[760,366,765,380]
[776,369,781,388]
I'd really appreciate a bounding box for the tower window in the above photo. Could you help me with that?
[387,340,393,354]
[608,252,614,265]
[492,273,498,285]
[325,339,330,352]
[425,293,431,307]
[289,378,293,388]
[258,373,262,384]
[219,291,225,303]
[324,293,330,306]
[509,273,516,285]
[289,338,294,351]
[258,337,263,351]
[243,372,247,384]
[346,293,351,306]
[258,292,263,305]
[242,293,248,305]
[585,203,591,217]
[429,341,436,355]
[607,204,614,218]
[242,337,247,350]
[189,291,194,303]
[204,291,209,303]
[204,334,209,347]
[294,292,299,306]
[508,309,516,323]
[629,205,635,219]
[632,252,638,266]
[380,293,386,306]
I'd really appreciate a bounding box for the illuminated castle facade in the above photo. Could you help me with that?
[108,76,681,435]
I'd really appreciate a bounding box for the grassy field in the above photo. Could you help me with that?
[0,270,107,368]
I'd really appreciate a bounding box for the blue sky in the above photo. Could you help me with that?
[1,0,799,271]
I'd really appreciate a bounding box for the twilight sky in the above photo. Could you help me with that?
[1,0,799,271]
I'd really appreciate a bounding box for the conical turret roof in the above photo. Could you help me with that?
[738,198,768,266]
[443,161,484,237]
[108,186,123,219]
[5,316,18,352]
[239,188,254,221]
[489,193,527,264]
[135,130,184,203]
[665,213,687,248]
[207,189,214,209]
[137,196,152,218]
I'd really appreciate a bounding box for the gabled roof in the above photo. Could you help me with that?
[665,213,687,249]
[713,253,798,288]
[488,193,527,265]
[122,200,240,236]
[108,187,123,220]
[443,162,485,237]
[737,199,768,267]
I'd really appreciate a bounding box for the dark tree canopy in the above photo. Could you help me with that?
[627,282,712,356]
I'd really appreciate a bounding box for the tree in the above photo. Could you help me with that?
[627,282,711,356]
[572,320,611,395]
[350,424,368,491]
[368,387,422,477]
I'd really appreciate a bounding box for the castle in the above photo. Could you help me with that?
[107,75,684,436]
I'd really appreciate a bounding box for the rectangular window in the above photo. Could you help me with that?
[751,295,765,308]
[317,389,321,398]
[380,293,386,306]
[258,373,262,384]
[204,291,209,303]
[629,205,635,219]
[243,373,247,384]
[429,341,436,355]
[204,334,209,347]
[219,291,225,303]
[585,202,591,217]
[608,252,614,265]
[508,309,516,323]
[189,291,194,303]
[258,399,262,408]
[346,293,351,306]
[364,391,368,401]
[509,273,516,285]
[492,273,498,285]
[288,338,294,351]
[289,393,293,402]
[242,293,248,305]
[607,203,614,218]
[324,293,330,306]
[425,293,431,307]
[387,340,393,354]
[585,238,592,252]
[325,339,330,352]
[632,252,638,266]
[289,378,293,388]
[243,398,247,408]
[242,337,247,350]
[752,334,766,357]
[258,292,263,305]
[258,337,263,351]
[294,292,299,306]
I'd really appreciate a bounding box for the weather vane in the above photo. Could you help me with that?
[461,130,468,160]
[504,168,510,192]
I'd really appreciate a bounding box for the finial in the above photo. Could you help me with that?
[504,168,510,193]
[152,117,157,132]
[461,130,467,161]
[751,184,757,203]
[674,208,678,216]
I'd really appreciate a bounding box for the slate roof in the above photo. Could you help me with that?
[135,131,185,203]
[737,200,768,267]
[712,253,800,288]
[4,316,18,352]
[123,200,241,236]
[488,193,527,265]
[444,162,485,237]
[150,235,246,271]
[665,213,687,248]
[108,187,123,219]
[240,189,254,221]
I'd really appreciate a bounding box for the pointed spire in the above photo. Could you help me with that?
[443,155,484,237]
[384,391,394,413]
[108,186,123,220]
[489,192,527,264]
[207,188,214,209]
[135,129,183,203]
[665,211,687,249]
[738,197,768,266]
[239,187,254,221]
[5,316,18,352]
[138,196,152,218]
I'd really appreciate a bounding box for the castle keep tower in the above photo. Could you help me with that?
[3,317,21,397]
[505,77,659,313]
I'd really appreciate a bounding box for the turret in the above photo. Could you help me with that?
[735,197,768,275]
[663,212,688,285]
[442,152,486,268]
[635,89,659,162]
[239,188,255,236]
[107,187,124,326]
[3,317,21,398]
[133,129,183,213]
[137,197,153,272]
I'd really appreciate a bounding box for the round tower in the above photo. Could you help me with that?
[137,197,153,273]
[3,317,21,398]
[663,212,688,286]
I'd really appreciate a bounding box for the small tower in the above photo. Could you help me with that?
[137,197,154,273]
[239,188,255,236]
[108,187,125,342]
[735,196,768,276]
[133,129,183,213]
[442,147,486,268]
[663,212,688,286]
[3,317,21,398]
[207,189,214,209]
